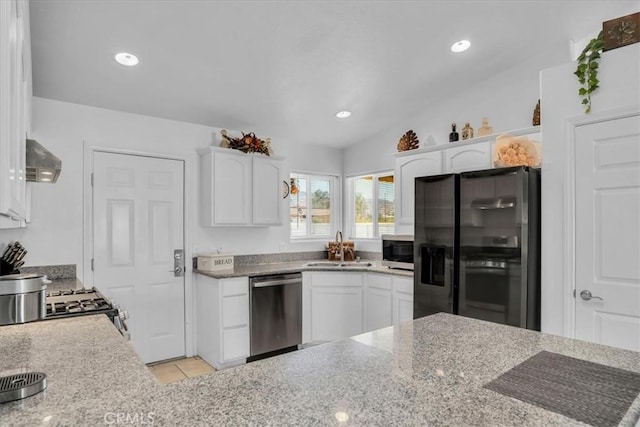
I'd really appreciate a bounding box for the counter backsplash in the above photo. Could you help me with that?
[194,250,382,268]
[20,264,76,280]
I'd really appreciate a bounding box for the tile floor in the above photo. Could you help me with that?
[148,356,215,384]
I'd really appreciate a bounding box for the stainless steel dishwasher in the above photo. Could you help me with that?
[249,272,302,358]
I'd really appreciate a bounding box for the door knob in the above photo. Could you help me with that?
[580,290,603,301]
[169,267,183,275]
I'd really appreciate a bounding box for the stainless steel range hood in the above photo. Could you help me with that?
[25,139,61,183]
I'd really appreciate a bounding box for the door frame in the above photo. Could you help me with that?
[563,107,640,339]
[82,142,194,358]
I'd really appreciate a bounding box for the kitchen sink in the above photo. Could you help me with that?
[303,262,341,267]
[303,261,374,268]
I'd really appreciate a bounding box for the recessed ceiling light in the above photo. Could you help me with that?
[114,52,139,66]
[335,111,351,119]
[451,40,471,53]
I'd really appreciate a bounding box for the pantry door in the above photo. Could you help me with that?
[574,114,640,351]
[93,151,185,363]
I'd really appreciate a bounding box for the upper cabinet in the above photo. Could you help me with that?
[200,146,286,226]
[0,0,31,227]
[443,142,491,173]
[395,151,442,225]
[394,126,540,228]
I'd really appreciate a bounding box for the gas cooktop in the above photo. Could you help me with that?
[46,288,115,318]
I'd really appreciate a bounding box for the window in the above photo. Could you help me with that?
[349,172,395,238]
[290,173,339,239]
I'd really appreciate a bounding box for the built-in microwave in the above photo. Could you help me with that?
[381,235,414,270]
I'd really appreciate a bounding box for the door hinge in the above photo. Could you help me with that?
[573,289,576,298]
[91,258,94,271]
[91,173,94,186]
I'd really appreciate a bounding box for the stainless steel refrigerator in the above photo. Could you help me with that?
[413,166,541,330]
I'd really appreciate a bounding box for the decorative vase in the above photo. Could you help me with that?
[449,123,459,142]
[477,117,493,137]
[461,123,474,140]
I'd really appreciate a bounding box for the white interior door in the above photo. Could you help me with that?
[93,151,185,363]
[574,114,640,351]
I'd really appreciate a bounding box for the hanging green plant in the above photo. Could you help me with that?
[574,31,604,113]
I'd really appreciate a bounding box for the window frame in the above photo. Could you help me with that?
[289,172,341,241]
[346,171,395,240]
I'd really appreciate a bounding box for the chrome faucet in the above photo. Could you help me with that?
[335,230,344,262]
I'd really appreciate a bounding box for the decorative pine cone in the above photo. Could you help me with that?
[397,130,419,152]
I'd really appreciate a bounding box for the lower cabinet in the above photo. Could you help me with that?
[392,276,414,324]
[311,286,364,342]
[365,273,393,331]
[196,275,250,369]
[305,271,364,343]
[303,271,414,344]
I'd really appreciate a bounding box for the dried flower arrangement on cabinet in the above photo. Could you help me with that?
[219,129,271,155]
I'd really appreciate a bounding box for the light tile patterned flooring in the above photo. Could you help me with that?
[148,356,215,384]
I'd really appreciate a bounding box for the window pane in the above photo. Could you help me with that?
[355,176,373,238]
[378,175,395,235]
[290,177,307,237]
[310,178,331,236]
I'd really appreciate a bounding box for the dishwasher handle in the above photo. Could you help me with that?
[251,277,302,288]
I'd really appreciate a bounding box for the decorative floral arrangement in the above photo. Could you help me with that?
[219,130,271,156]
[493,134,541,167]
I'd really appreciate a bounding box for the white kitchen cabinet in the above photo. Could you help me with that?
[365,273,393,331]
[393,276,414,325]
[252,156,285,225]
[395,151,443,225]
[196,274,250,369]
[200,146,285,226]
[304,271,364,342]
[0,0,30,228]
[443,141,492,173]
[303,270,414,343]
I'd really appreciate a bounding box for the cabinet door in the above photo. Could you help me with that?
[396,152,443,225]
[213,151,251,225]
[222,327,250,361]
[252,157,284,225]
[0,0,27,223]
[393,276,414,325]
[393,292,414,325]
[311,287,363,342]
[444,142,491,173]
[366,287,393,331]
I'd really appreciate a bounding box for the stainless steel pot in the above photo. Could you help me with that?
[0,274,47,326]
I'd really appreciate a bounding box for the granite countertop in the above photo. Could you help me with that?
[2,313,639,426]
[195,259,414,278]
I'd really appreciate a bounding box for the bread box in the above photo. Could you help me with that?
[197,253,234,272]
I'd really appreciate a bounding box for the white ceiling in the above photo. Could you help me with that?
[29,0,637,148]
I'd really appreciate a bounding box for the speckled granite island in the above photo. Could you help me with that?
[1,313,639,426]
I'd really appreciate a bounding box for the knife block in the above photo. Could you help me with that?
[0,260,19,276]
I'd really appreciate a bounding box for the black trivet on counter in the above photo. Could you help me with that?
[484,350,640,426]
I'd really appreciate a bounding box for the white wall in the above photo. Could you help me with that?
[343,42,571,178]
[540,44,640,337]
[0,97,343,279]
[342,42,571,249]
